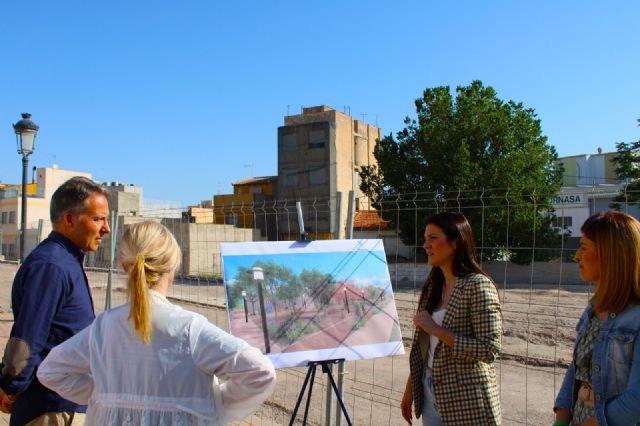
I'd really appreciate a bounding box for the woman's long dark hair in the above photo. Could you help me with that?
[421,211,493,313]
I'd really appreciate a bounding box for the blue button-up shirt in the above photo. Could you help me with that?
[555,302,640,425]
[0,231,95,425]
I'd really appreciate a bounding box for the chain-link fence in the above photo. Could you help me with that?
[1,185,638,425]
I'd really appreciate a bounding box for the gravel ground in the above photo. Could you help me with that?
[0,262,591,425]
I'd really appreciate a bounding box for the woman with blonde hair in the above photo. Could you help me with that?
[38,221,276,425]
[554,211,640,426]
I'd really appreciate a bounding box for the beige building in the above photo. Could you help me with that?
[162,220,264,276]
[0,166,91,260]
[559,149,619,186]
[277,106,381,239]
[103,181,143,216]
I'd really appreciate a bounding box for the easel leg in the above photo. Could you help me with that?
[302,364,317,425]
[322,363,353,426]
[288,364,317,426]
[288,360,353,426]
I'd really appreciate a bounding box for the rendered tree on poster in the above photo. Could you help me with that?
[228,266,258,311]
[299,268,337,308]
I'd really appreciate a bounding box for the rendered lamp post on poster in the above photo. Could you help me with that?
[252,266,271,354]
[241,290,249,323]
[343,285,350,313]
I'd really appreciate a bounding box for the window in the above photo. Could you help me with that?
[1,212,7,224]
[249,187,263,195]
[552,216,573,228]
[225,213,239,226]
[308,130,326,149]
[282,132,297,150]
[7,244,15,258]
[8,211,15,224]
[309,166,326,185]
[282,169,299,187]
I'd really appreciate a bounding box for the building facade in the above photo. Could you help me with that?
[554,151,640,237]
[212,176,277,233]
[0,166,91,261]
[277,106,380,239]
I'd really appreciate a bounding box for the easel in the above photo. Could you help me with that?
[289,202,353,426]
[288,359,353,426]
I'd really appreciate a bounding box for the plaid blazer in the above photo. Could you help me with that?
[409,273,502,425]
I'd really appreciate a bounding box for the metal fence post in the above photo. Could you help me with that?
[334,192,343,239]
[333,190,356,426]
[105,211,119,311]
[36,219,43,246]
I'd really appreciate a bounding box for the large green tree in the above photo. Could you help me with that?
[360,81,563,263]
[610,119,640,210]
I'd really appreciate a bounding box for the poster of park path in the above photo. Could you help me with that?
[221,239,404,368]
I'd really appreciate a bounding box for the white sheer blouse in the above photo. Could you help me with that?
[38,290,276,425]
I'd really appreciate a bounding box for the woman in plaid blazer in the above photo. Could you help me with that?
[401,212,502,425]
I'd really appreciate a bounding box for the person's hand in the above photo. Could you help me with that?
[0,388,16,414]
[553,407,571,425]
[401,381,413,425]
[413,310,437,334]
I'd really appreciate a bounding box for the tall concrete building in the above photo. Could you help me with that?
[277,106,381,239]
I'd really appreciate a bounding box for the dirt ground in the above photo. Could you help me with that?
[0,262,591,425]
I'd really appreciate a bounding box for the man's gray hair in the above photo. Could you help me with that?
[50,177,108,224]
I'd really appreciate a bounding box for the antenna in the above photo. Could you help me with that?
[360,113,367,123]
[243,163,254,177]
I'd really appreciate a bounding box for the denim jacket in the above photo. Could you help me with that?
[555,302,640,426]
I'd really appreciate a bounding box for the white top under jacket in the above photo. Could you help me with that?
[37,290,276,425]
[427,309,446,369]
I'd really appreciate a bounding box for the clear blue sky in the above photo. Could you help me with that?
[223,250,389,285]
[1,1,638,206]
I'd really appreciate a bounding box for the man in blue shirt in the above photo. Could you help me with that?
[0,176,110,425]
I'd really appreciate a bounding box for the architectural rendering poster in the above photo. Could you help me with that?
[221,239,404,368]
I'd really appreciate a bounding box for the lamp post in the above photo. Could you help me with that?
[252,266,270,353]
[241,290,249,323]
[343,285,350,313]
[13,113,39,262]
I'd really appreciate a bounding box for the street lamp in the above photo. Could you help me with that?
[13,113,39,262]
[241,290,249,323]
[252,266,270,353]
[343,285,350,313]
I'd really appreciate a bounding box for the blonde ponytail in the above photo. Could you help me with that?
[119,221,181,346]
[128,254,152,344]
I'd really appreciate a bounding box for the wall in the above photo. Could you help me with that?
[388,261,583,290]
[163,221,265,276]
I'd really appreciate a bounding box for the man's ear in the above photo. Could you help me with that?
[61,211,76,228]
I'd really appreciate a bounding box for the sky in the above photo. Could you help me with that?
[1,1,639,206]
[223,250,390,285]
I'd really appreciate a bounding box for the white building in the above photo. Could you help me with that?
[554,151,640,236]
[0,166,92,260]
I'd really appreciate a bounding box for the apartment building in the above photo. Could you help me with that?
[0,166,92,260]
[277,106,381,239]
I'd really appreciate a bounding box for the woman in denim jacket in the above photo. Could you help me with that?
[554,211,640,426]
